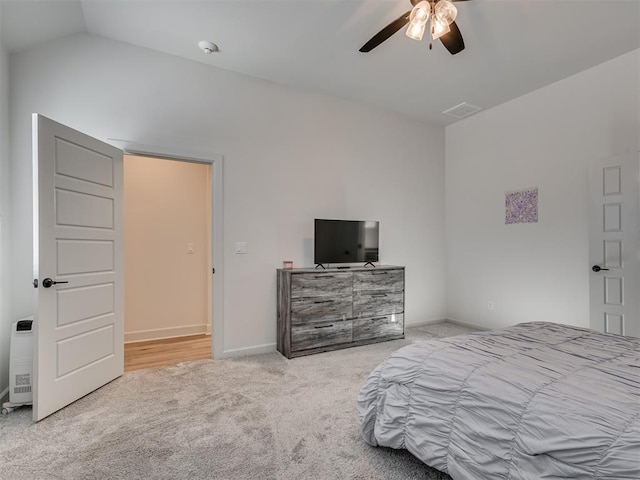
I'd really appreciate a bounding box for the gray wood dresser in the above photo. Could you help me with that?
[277,265,405,358]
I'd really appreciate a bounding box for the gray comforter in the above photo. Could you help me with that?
[357,322,640,479]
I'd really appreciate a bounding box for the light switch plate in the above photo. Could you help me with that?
[187,242,195,254]
[235,242,248,254]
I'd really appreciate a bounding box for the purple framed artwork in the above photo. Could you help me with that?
[505,187,538,224]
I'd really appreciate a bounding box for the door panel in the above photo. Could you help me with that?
[604,314,624,335]
[589,153,639,337]
[57,239,114,274]
[55,136,115,186]
[57,283,115,326]
[57,325,115,377]
[55,189,114,228]
[33,114,123,421]
[604,276,623,305]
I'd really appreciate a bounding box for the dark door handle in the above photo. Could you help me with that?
[42,278,69,288]
[591,265,610,272]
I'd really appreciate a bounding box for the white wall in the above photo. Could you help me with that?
[8,33,446,357]
[0,18,11,399]
[445,50,640,330]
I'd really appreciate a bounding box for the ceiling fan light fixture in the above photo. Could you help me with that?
[409,1,431,26]
[406,21,428,41]
[359,0,466,55]
[431,19,451,40]
[434,0,457,26]
[405,0,430,40]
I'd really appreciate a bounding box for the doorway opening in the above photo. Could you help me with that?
[122,154,213,370]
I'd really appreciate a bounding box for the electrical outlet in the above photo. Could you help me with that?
[187,242,195,254]
[487,301,494,311]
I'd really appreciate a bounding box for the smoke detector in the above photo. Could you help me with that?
[198,41,219,55]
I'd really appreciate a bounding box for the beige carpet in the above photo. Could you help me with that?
[0,322,476,480]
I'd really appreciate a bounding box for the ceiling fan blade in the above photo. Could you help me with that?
[439,21,465,55]
[359,10,411,53]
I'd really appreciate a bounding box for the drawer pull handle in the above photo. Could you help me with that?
[371,293,387,297]
[313,299,333,304]
[314,324,334,329]
[314,275,334,279]
[369,316,387,321]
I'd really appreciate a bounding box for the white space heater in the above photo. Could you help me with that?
[1,317,34,414]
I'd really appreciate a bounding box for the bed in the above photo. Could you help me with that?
[357,322,640,479]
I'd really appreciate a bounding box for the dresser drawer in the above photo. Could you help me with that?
[353,269,404,292]
[291,295,353,325]
[291,272,352,298]
[291,321,353,351]
[353,291,403,317]
[353,314,404,342]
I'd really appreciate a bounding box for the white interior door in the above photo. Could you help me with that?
[33,114,124,421]
[588,153,639,337]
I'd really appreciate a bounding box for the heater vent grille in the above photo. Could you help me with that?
[15,373,31,386]
[443,102,482,119]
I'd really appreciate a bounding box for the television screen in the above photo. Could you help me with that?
[314,219,379,265]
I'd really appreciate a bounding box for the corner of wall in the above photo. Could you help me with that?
[0,29,12,398]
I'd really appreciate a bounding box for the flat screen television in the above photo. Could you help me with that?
[314,219,379,265]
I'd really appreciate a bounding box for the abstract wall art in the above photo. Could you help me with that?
[505,187,538,224]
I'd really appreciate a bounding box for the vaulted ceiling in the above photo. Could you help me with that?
[1,0,639,125]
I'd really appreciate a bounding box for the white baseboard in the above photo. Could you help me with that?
[408,317,490,331]
[0,386,9,403]
[441,317,491,331]
[125,324,210,343]
[219,342,277,359]
[406,317,449,327]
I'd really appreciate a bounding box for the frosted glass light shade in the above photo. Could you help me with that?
[434,0,457,26]
[409,1,431,26]
[406,1,430,41]
[406,21,427,41]
[432,19,451,39]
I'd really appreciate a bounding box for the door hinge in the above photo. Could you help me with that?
[212,268,215,274]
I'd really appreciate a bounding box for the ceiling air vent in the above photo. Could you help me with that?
[443,102,482,119]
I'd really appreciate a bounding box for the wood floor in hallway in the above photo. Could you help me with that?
[124,334,211,372]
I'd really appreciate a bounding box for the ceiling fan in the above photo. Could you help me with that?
[359,0,470,55]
